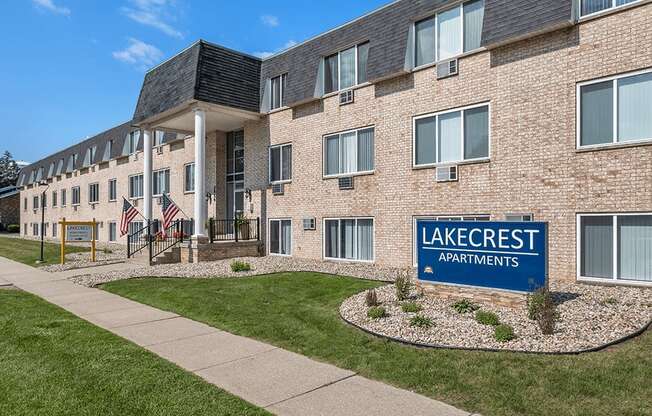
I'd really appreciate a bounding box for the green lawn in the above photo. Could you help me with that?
[0,288,269,416]
[104,273,652,416]
[0,236,88,266]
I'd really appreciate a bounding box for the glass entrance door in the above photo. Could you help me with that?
[226,130,245,222]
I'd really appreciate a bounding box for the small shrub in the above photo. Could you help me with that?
[365,289,379,307]
[6,224,20,233]
[494,324,516,342]
[395,269,413,301]
[527,288,546,320]
[230,260,251,272]
[410,315,433,328]
[527,287,557,335]
[475,310,500,326]
[401,302,422,313]
[602,297,618,306]
[367,306,387,319]
[451,299,479,314]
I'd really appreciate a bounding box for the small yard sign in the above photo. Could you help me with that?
[66,225,93,242]
[59,218,96,264]
[416,220,548,293]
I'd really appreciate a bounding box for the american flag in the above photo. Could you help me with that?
[161,193,180,229]
[120,198,140,236]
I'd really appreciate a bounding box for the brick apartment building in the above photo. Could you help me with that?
[18,0,652,286]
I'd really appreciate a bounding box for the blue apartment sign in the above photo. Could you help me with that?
[416,220,548,293]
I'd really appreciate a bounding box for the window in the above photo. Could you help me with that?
[109,222,117,242]
[269,219,292,256]
[154,131,165,147]
[43,223,48,237]
[580,0,640,17]
[128,131,139,154]
[324,218,374,262]
[52,191,57,207]
[578,213,652,283]
[52,222,57,238]
[61,189,66,207]
[72,187,80,205]
[414,103,489,167]
[269,144,292,183]
[505,214,533,222]
[578,70,652,148]
[89,183,99,204]
[90,146,97,164]
[324,127,374,177]
[41,193,47,208]
[32,223,38,236]
[270,73,287,110]
[23,197,27,211]
[108,179,117,201]
[323,42,370,94]
[24,223,27,235]
[128,221,144,236]
[107,140,113,159]
[153,169,170,196]
[33,196,39,210]
[184,163,195,192]
[129,174,144,199]
[414,0,485,67]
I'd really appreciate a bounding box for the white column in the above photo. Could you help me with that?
[194,109,207,237]
[143,129,153,226]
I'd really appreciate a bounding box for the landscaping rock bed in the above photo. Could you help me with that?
[70,256,404,287]
[42,245,127,272]
[340,282,652,353]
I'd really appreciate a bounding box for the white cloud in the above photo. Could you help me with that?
[121,0,183,39]
[260,15,279,28]
[32,0,70,16]
[253,40,297,59]
[112,38,164,70]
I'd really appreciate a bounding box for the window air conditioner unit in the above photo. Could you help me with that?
[338,176,354,190]
[156,146,163,155]
[302,217,316,231]
[339,89,354,106]
[436,165,458,182]
[272,183,284,195]
[436,58,458,79]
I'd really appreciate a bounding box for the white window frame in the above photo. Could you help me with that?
[52,191,57,207]
[322,126,375,179]
[61,189,66,207]
[576,68,652,150]
[128,131,139,155]
[153,168,170,197]
[268,218,292,257]
[412,215,491,266]
[108,178,117,202]
[269,143,292,184]
[52,222,58,238]
[322,217,375,263]
[108,221,117,242]
[323,43,366,95]
[270,73,287,110]
[71,186,80,206]
[505,213,533,222]
[576,212,652,286]
[412,102,491,168]
[88,182,99,204]
[128,174,144,200]
[184,163,195,193]
[579,0,643,18]
[413,0,484,70]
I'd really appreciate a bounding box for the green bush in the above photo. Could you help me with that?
[230,260,251,272]
[451,299,479,314]
[494,324,516,342]
[365,289,379,307]
[401,302,422,313]
[367,306,387,319]
[394,269,412,301]
[475,310,500,326]
[527,288,546,320]
[527,287,558,335]
[6,224,20,233]
[409,315,433,328]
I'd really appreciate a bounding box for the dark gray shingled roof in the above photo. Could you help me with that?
[133,40,262,124]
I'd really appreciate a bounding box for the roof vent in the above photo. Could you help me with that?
[338,176,354,190]
[436,165,458,182]
[339,89,354,106]
[272,183,284,195]
[437,59,458,79]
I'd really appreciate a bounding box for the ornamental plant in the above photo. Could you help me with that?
[527,287,558,335]
[475,310,500,326]
[230,260,251,272]
[367,306,387,319]
[451,299,479,314]
[401,301,422,313]
[410,315,433,328]
[365,289,379,307]
[494,324,516,342]
[395,269,413,301]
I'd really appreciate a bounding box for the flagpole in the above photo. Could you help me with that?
[165,193,192,221]
[124,196,147,221]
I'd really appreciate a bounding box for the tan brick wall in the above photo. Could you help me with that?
[246,5,652,282]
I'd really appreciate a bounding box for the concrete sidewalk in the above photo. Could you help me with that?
[0,257,474,416]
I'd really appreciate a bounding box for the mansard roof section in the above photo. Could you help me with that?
[481,0,573,48]
[260,0,575,107]
[133,40,262,124]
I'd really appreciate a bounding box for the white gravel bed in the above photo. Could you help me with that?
[42,245,127,272]
[70,256,404,287]
[340,281,652,353]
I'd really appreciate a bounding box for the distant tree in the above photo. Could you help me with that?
[0,151,20,188]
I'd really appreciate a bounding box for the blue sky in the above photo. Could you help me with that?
[0,0,389,164]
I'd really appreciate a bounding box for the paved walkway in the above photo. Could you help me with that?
[0,257,474,416]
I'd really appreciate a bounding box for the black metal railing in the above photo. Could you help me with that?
[208,217,260,243]
[150,219,186,261]
[127,221,151,258]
